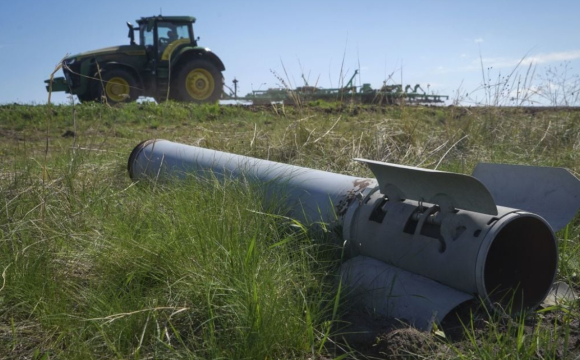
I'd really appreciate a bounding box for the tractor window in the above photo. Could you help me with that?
[157,22,191,55]
[140,24,154,47]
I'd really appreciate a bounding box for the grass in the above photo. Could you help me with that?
[0,101,579,359]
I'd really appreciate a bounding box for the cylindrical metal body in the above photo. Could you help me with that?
[128,139,558,317]
[344,190,558,311]
[128,139,375,225]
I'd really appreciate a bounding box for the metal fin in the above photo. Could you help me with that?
[356,158,498,215]
[340,256,473,331]
[472,163,580,231]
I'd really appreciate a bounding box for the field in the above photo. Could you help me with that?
[1,101,579,359]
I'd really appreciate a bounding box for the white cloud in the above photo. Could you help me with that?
[465,49,580,71]
[524,50,580,64]
[475,38,484,43]
[508,85,540,97]
[433,49,580,75]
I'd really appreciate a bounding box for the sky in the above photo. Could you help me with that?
[1,0,579,105]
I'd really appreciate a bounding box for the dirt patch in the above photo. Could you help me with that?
[337,311,443,359]
[0,129,26,141]
[337,300,580,359]
[62,130,76,137]
[375,328,440,359]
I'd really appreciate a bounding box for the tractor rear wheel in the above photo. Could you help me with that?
[172,59,223,103]
[99,69,140,104]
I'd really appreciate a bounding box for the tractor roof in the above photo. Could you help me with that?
[137,16,196,24]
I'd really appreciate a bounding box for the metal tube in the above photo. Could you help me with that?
[128,139,375,224]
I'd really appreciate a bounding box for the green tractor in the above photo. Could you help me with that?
[45,16,225,104]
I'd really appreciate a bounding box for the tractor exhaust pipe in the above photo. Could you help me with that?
[128,139,580,330]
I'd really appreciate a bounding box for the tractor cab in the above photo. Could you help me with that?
[132,16,197,64]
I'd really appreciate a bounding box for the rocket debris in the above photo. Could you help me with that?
[128,139,580,331]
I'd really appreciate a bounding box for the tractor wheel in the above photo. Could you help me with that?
[99,69,140,104]
[172,59,223,103]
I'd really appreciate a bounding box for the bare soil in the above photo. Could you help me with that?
[338,300,580,359]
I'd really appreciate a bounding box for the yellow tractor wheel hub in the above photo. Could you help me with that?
[106,77,130,102]
[185,69,215,100]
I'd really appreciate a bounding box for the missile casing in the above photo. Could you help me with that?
[128,139,580,330]
[128,139,375,225]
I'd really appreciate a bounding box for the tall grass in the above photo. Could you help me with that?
[0,142,345,359]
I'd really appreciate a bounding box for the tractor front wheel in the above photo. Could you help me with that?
[99,69,140,104]
[172,60,223,103]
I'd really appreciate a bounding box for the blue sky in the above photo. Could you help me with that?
[1,0,579,105]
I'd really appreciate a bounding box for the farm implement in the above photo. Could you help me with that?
[224,70,449,105]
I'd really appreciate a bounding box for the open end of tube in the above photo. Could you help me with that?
[484,215,557,311]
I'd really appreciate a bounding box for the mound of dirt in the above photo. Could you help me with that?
[337,299,580,359]
[375,328,437,359]
[337,310,443,359]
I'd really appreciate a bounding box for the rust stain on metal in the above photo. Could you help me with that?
[336,179,373,217]
[353,179,372,190]
[335,195,353,217]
